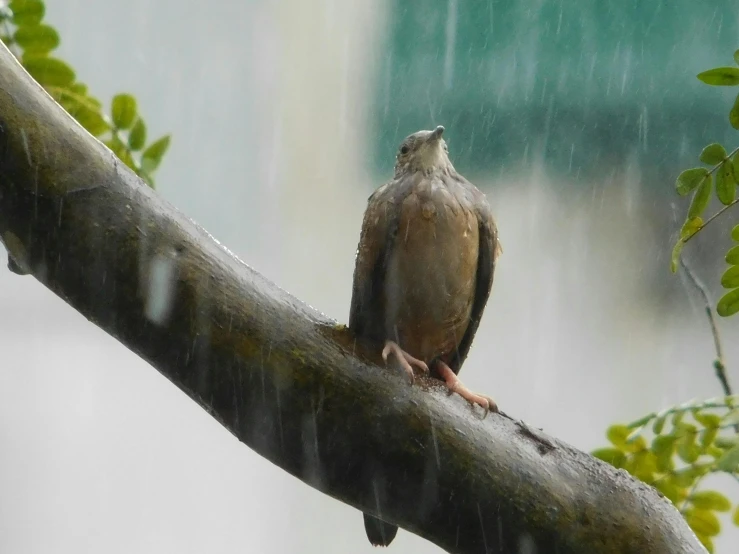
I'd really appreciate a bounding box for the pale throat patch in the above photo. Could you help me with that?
[415,142,448,171]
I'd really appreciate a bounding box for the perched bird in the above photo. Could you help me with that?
[349,125,501,547]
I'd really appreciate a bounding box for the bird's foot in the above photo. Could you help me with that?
[436,361,498,417]
[382,340,429,384]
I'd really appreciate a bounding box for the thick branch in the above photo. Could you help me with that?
[0,45,705,554]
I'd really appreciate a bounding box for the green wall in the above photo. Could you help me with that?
[372,1,738,178]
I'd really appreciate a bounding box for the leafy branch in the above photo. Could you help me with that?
[0,0,170,186]
[671,50,739,317]
[593,396,739,553]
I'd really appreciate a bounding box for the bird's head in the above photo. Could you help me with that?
[394,125,452,176]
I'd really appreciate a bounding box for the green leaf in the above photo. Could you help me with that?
[716,444,739,471]
[676,168,709,196]
[695,534,714,553]
[673,467,700,487]
[688,491,731,512]
[141,135,171,173]
[727,245,739,265]
[9,0,44,26]
[733,224,739,242]
[606,424,630,447]
[688,175,713,220]
[128,118,147,151]
[731,92,739,130]
[715,436,739,449]
[733,505,739,526]
[625,450,657,482]
[716,160,737,205]
[54,89,110,136]
[111,93,137,130]
[13,23,59,53]
[697,67,739,86]
[680,217,703,240]
[685,508,721,536]
[671,241,684,273]
[592,447,627,468]
[654,479,684,504]
[23,56,75,87]
[699,143,727,165]
[652,413,667,434]
[717,288,739,317]
[677,440,700,463]
[651,434,677,472]
[694,412,721,428]
[699,427,718,449]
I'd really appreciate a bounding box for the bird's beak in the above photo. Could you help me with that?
[427,125,445,143]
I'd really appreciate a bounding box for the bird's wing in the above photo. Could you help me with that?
[447,188,500,373]
[348,181,404,342]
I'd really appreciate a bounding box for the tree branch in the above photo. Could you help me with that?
[0,44,705,554]
[679,256,732,397]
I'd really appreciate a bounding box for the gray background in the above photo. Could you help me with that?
[1,1,738,552]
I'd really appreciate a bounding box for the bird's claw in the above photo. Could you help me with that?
[437,360,498,418]
[382,340,429,384]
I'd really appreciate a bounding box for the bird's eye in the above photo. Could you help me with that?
[400,145,410,155]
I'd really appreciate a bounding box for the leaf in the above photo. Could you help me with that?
[654,479,684,504]
[671,241,684,273]
[688,175,713,220]
[733,505,739,526]
[685,508,721,536]
[733,224,739,242]
[651,434,677,472]
[676,168,709,196]
[717,288,739,317]
[699,143,727,165]
[128,118,146,151]
[23,56,75,87]
[716,444,739,471]
[141,135,171,173]
[731,92,739,130]
[693,412,721,428]
[680,217,703,240]
[727,245,739,265]
[735,49,739,65]
[688,491,731,512]
[673,466,700,487]
[111,93,137,130]
[652,413,666,434]
[13,23,59,53]
[592,447,627,468]
[695,534,715,554]
[54,89,110,136]
[699,427,718,449]
[697,67,739,86]
[9,0,44,26]
[677,439,700,464]
[716,160,737,205]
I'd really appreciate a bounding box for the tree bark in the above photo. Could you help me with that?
[0,44,706,554]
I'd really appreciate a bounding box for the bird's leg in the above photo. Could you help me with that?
[382,340,429,384]
[436,361,498,416]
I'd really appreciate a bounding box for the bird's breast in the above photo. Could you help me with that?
[384,182,479,362]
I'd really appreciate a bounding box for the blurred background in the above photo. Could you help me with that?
[1,0,739,552]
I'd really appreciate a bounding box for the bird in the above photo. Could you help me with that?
[348,125,501,547]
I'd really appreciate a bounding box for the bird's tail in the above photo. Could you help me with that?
[363,512,398,547]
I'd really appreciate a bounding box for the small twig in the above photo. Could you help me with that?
[679,256,732,396]
[683,197,739,245]
[679,474,707,515]
[626,395,739,430]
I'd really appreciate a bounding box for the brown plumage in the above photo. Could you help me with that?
[349,126,501,547]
